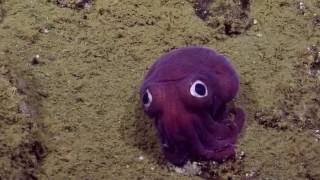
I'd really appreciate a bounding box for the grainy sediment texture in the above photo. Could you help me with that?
[0,0,320,179]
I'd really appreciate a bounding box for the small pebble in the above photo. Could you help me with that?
[138,156,144,161]
[256,33,263,37]
[245,170,255,177]
[314,130,320,141]
[253,19,258,25]
[174,167,185,174]
[299,1,304,10]
[31,54,40,65]
[239,151,246,160]
[39,28,49,33]
[75,0,92,9]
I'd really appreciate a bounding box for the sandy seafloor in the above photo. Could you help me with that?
[0,0,320,179]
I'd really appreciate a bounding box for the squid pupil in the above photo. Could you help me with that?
[195,83,206,95]
[143,92,149,104]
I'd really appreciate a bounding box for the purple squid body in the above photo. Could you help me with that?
[140,46,245,166]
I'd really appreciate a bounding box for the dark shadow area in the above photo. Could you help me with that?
[55,0,93,9]
[0,67,47,179]
[0,0,5,24]
[192,0,252,37]
[119,88,165,164]
[237,76,259,125]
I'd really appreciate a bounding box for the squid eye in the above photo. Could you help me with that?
[190,80,208,98]
[142,89,152,108]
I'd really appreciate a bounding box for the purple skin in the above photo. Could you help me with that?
[140,46,245,166]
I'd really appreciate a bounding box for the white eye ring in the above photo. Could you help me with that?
[142,89,152,108]
[190,80,208,98]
